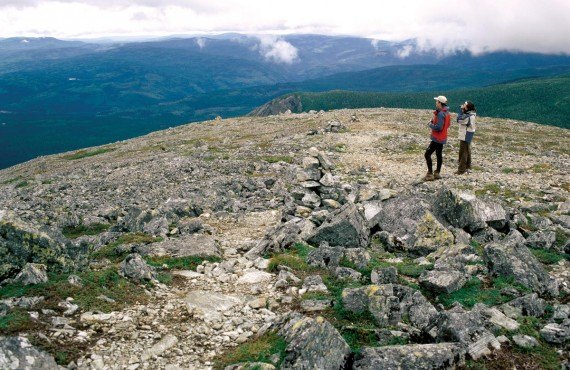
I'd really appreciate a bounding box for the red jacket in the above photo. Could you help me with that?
[429,106,451,144]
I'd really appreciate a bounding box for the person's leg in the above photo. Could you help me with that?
[435,143,443,174]
[457,141,468,173]
[466,142,472,170]
[424,142,435,174]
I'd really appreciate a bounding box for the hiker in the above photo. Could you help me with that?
[456,101,477,174]
[423,95,451,181]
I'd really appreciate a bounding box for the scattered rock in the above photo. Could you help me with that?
[141,334,179,361]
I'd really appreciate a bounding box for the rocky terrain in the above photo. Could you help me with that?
[0,108,568,370]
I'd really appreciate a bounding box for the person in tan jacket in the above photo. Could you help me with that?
[456,101,477,174]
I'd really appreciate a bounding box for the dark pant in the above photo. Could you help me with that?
[458,140,471,173]
[425,141,443,173]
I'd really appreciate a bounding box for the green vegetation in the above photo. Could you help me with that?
[15,180,30,188]
[267,243,315,273]
[262,155,294,164]
[62,223,110,239]
[62,148,114,160]
[213,331,287,370]
[145,255,221,271]
[0,267,149,314]
[92,232,163,261]
[436,276,531,308]
[0,309,39,334]
[529,247,570,265]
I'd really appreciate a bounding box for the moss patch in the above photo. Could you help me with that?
[62,223,110,239]
[436,276,530,309]
[92,232,163,261]
[529,247,570,265]
[213,331,287,370]
[0,267,149,313]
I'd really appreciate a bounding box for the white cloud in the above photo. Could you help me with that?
[396,45,414,59]
[0,0,569,55]
[257,36,299,64]
[195,37,206,48]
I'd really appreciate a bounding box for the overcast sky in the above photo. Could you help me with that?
[1,0,569,55]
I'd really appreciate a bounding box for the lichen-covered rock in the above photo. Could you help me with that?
[306,245,345,269]
[307,203,369,248]
[507,293,546,317]
[540,320,569,344]
[353,343,465,370]
[342,284,436,329]
[13,263,48,285]
[371,266,398,284]
[334,267,362,282]
[0,210,73,281]
[484,239,559,298]
[425,306,498,356]
[512,334,539,349]
[119,253,155,281]
[245,219,307,259]
[376,194,432,248]
[301,275,328,293]
[436,188,507,232]
[343,248,371,269]
[279,314,350,370]
[525,230,556,250]
[419,269,467,294]
[0,336,62,370]
[412,211,455,256]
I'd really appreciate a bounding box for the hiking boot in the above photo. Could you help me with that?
[455,170,466,175]
[434,171,442,180]
[423,172,434,181]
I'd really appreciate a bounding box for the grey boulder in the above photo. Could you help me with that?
[353,343,465,370]
[419,269,467,294]
[0,336,62,370]
[436,188,507,232]
[484,238,559,298]
[307,203,369,248]
[119,253,155,281]
[279,314,350,370]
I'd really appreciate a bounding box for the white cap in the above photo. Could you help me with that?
[434,96,448,104]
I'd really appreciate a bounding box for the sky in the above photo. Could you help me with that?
[1,0,570,55]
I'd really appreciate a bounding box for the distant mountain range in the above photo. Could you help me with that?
[1,34,569,169]
[249,74,570,128]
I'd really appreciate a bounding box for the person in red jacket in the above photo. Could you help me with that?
[423,95,451,181]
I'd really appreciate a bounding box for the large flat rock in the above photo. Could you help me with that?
[185,290,242,321]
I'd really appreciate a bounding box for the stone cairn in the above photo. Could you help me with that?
[284,147,353,225]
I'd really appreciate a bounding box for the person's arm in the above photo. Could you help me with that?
[429,111,445,131]
[457,111,469,125]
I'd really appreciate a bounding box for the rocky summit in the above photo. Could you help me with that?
[0,108,569,370]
